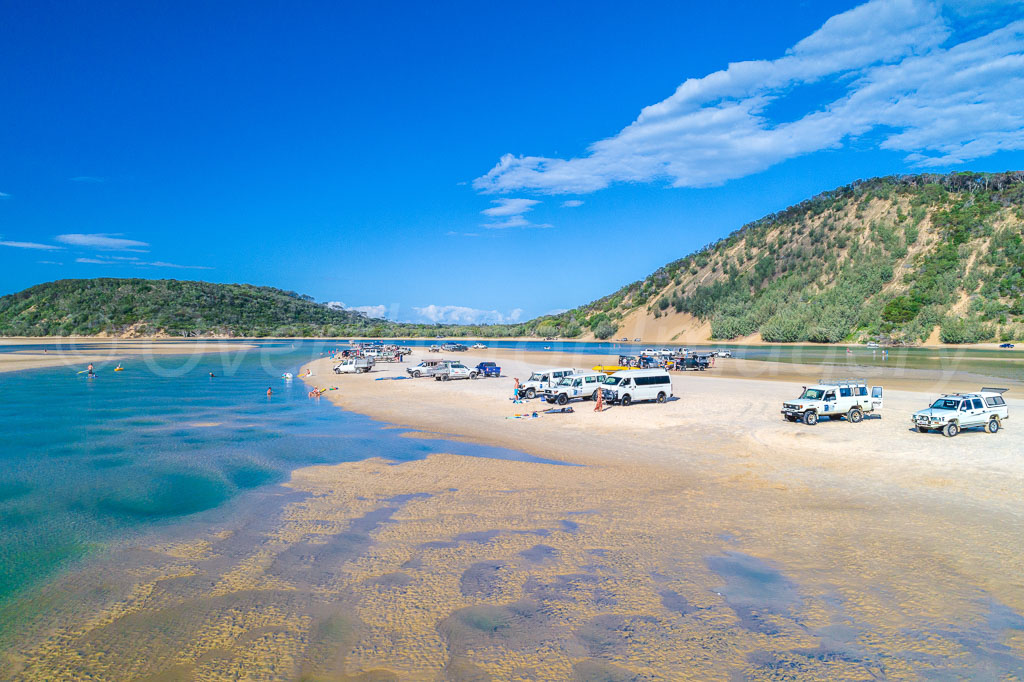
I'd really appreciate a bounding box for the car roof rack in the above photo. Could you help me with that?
[818,377,867,386]
[981,387,1009,394]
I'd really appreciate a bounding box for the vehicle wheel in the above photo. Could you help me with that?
[916,426,929,433]
[985,419,999,434]
[557,394,569,406]
[546,398,555,404]
[656,392,667,403]
[470,372,478,379]
[848,408,863,424]
[784,414,795,422]
[591,390,600,401]
[525,388,536,399]
[943,422,959,437]
[412,370,421,378]
[803,411,818,426]
[441,374,450,382]
[621,394,632,406]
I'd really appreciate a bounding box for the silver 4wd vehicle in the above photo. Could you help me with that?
[912,388,1009,437]
[407,359,449,378]
[543,371,607,405]
[434,362,478,381]
[782,378,883,425]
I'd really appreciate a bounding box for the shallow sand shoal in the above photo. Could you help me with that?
[9,350,1024,679]
[0,340,257,373]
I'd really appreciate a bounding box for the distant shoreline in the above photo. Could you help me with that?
[0,334,1017,351]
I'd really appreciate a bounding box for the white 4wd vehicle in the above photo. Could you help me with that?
[543,371,607,405]
[518,368,579,399]
[334,357,374,374]
[912,388,1009,437]
[782,379,883,425]
[600,369,672,405]
[434,362,477,381]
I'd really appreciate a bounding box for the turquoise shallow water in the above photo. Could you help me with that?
[0,341,558,640]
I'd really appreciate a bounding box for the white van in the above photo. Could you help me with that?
[518,367,580,399]
[601,369,673,406]
[543,370,608,404]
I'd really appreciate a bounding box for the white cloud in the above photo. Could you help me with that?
[145,261,213,270]
[483,215,553,229]
[412,304,523,324]
[560,200,584,207]
[0,192,10,198]
[56,233,150,251]
[480,197,553,228]
[326,301,390,319]
[474,0,1024,194]
[0,239,63,250]
[481,198,541,217]
[74,256,211,269]
[37,260,63,265]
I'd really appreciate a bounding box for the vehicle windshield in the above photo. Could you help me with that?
[930,398,960,410]
[556,377,572,386]
[528,373,545,382]
[800,388,825,400]
[604,376,623,386]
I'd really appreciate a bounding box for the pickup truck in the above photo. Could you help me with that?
[334,357,374,374]
[434,362,478,381]
[474,362,501,378]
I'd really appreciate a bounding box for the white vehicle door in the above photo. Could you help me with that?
[870,386,883,410]
[959,400,976,426]
[968,397,987,426]
[823,390,837,414]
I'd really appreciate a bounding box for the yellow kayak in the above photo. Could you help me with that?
[593,365,630,374]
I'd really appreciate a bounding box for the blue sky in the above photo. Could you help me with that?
[2,0,1023,323]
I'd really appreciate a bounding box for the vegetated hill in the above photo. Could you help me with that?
[529,171,1024,345]
[0,278,543,338]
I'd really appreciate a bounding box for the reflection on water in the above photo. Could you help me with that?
[0,341,559,643]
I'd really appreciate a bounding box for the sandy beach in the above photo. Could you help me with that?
[0,339,259,373]
[7,349,1024,679]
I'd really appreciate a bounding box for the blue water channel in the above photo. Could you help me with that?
[0,340,559,638]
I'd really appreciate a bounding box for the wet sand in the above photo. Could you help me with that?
[6,351,1024,679]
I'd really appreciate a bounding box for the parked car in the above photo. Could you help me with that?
[911,388,1008,436]
[714,349,733,358]
[543,370,607,404]
[1000,343,1015,349]
[434,362,477,381]
[518,367,580,399]
[681,355,711,371]
[474,362,501,378]
[334,357,374,374]
[406,359,448,378]
[471,343,488,349]
[781,379,883,425]
[428,345,441,353]
[600,369,673,406]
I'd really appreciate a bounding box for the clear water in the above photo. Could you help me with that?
[0,340,559,641]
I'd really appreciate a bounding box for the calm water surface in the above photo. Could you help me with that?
[0,341,556,641]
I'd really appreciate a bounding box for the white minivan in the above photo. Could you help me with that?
[518,367,580,399]
[543,370,608,404]
[601,369,673,406]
